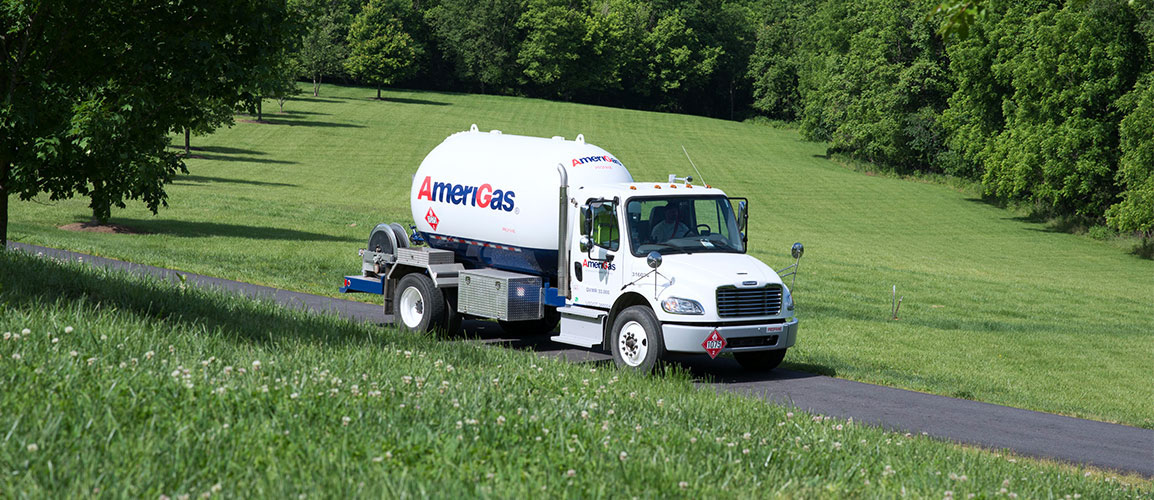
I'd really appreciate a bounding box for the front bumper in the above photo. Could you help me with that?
[662,318,798,354]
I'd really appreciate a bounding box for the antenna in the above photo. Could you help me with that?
[681,145,706,185]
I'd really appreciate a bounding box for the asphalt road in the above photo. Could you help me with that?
[10,242,1153,477]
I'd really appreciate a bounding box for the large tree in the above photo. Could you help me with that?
[293,0,351,97]
[0,0,293,246]
[345,0,420,99]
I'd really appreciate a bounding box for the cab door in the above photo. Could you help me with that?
[570,199,625,309]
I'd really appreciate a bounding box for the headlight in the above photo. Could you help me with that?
[662,297,704,315]
[784,287,795,312]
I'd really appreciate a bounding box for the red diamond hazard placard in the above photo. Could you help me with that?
[702,329,726,359]
[425,208,440,230]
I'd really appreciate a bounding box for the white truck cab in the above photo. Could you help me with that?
[340,126,803,372]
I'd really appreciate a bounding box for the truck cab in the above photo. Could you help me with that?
[561,183,798,371]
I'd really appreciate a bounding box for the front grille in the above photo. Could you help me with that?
[716,285,782,318]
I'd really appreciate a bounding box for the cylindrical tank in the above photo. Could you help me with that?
[410,126,633,278]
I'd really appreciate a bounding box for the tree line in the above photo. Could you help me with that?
[3,0,1150,246]
[298,0,1151,236]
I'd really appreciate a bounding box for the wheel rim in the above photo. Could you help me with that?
[617,321,649,367]
[399,286,425,328]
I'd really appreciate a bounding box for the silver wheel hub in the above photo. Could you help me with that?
[617,321,649,367]
[399,286,425,328]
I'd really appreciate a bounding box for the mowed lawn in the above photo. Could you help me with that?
[1,252,1147,497]
[9,84,1153,428]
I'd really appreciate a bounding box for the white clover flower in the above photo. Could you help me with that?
[145,351,155,360]
[290,392,299,399]
[21,328,31,335]
[786,412,794,418]
[833,442,842,450]
[252,360,261,370]
[26,443,38,452]
[679,481,688,489]
[618,451,627,461]
[11,353,20,360]
[51,337,59,344]
[496,415,506,425]
[372,456,383,463]
[566,469,576,477]
[342,416,351,426]
[70,350,78,357]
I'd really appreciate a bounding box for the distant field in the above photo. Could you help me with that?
[1,251,1148,496]
[9,83,1153,428]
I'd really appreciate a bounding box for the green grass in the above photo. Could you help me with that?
[8,83,1153,429]
[0,251,1148,497]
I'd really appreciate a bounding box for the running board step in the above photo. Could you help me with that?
[553,306,607,348]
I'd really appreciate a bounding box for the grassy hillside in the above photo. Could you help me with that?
[0,251,1147,497]
[8,84,1153,428]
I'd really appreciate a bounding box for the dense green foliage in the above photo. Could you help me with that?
[11,84,1153,428]
[1,252,1149,496]
[295,0,1152,233]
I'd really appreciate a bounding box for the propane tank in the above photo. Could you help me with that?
[410,126,632,277]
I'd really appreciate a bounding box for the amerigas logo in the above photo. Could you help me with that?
[571,155,623,167]
[416,176,516,212]
[583,259,616,271]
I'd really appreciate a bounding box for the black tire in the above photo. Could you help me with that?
[610,305,665,372]
[393,274,448,333]
[733,349,787,372]
[497,307,560,336]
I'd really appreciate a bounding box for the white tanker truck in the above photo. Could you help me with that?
[340,125,804,372]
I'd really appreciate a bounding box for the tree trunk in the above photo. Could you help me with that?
[313,75,319,97]
[0,158,8,249]
[729,79,735,121]
[184,128,191,156]
[256,99,262,121]
[377,85,381,100]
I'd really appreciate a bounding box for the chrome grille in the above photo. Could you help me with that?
[716,285,782,318]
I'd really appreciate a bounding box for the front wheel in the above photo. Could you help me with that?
[394,273,448,333]
[733,349,787,372]
[610,306,665,372]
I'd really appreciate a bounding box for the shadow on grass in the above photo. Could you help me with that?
[84,217,357,242]
[169,145,268,156]
[289,96,343,104]
[375,96,451,106]
[173,175,298,188]
[189,153,298,165]
[257,117,364,128]
[1132,238,1154,260]
[0,250,379,346]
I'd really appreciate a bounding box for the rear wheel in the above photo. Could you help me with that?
[733,349,787,372]
[497,307,560,336]
[394,274,448,333]
[610,306,665,372]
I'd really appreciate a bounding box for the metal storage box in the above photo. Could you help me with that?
[458,269,543,321]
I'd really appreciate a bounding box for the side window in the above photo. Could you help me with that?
[591,203,620,251]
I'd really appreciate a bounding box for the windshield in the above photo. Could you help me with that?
[626,196,745,256]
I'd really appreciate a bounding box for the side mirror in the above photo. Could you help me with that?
[736,200,748,232]
[580,235,592,252]
[791,242,804,259]
[646,251,662,269]
[579,205,592,237]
